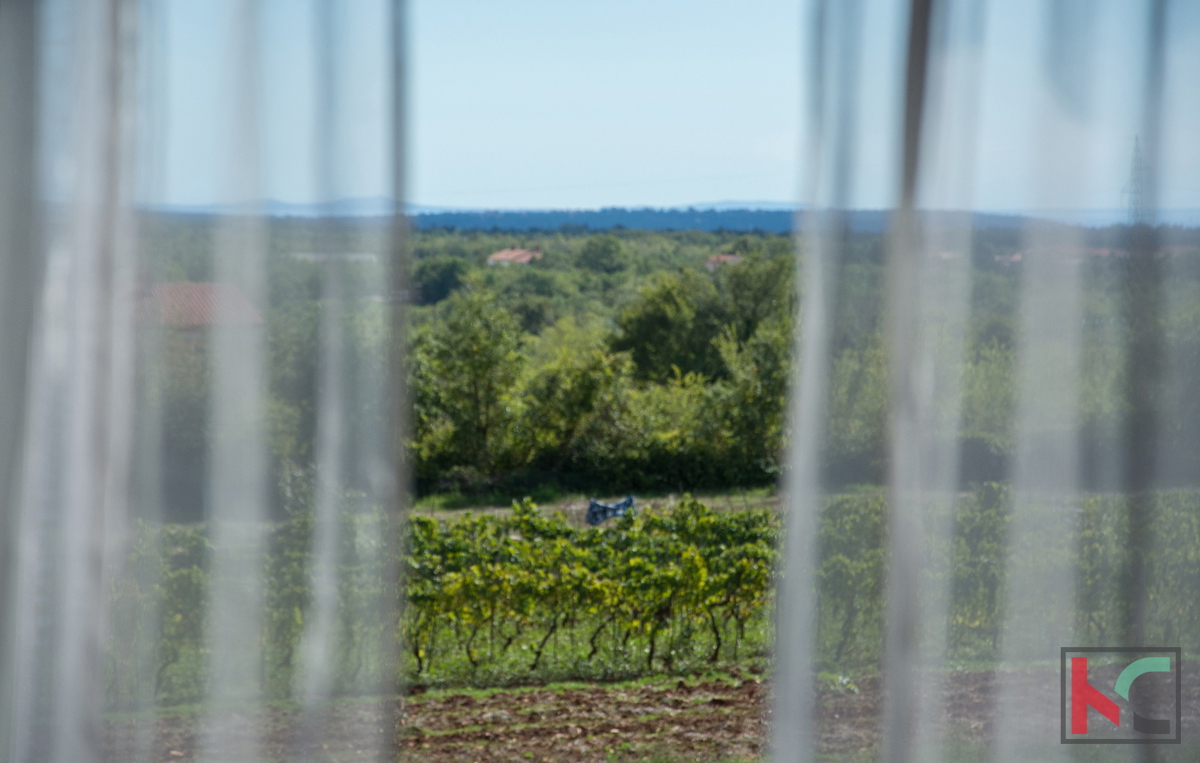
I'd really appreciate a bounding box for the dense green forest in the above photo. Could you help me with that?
[409,229,794,496]
[142,213,1200,517]
[118,214,1200,709]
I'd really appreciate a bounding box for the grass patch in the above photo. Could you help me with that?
[414,482,578,511]
[412,484,778,513]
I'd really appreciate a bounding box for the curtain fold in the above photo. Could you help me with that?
[777,0,1194,761]
[0,2,404,761]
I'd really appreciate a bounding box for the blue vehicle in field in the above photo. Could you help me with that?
[586,495,634,526]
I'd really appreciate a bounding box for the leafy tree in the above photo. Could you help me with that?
[705,316,792,481]
[491,268,565,334]
[825,339,887,483]
[415,280,523,474]
[266,302,319,467]
[158,331,211,521]
[577,234,627,273]
[507,296,556,335]
[610,270,724,381]
[414,255,467,304]
[522,342,635,472]
[716,253,793,343]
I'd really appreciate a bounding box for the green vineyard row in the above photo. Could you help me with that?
[105,487,1200,709]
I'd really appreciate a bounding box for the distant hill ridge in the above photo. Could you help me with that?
[409,207,1033,234]
[411,207,1200,232]
[413,207,798,233]
[145,199,1200,231]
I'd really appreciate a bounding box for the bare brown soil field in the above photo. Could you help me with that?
[104,675,773,763]
[98,671,959,763]
[103,663,1200,762]
[400,675,767,763]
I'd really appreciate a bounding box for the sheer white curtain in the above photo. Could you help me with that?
[0,2,404,762]
[776,0,1197,761]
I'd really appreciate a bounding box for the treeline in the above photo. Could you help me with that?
[145,220,801,515]
[411,242,793,493]
[410,223,1200,494]
[411,207,796,233]
[141,215,1200,510]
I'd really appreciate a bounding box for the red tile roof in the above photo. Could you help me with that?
[137,283,264,327]
[706,253,742,272]
[487,247,543,265]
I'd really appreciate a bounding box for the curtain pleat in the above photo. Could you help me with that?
[777,0,1190,761]
[0,2,404,761]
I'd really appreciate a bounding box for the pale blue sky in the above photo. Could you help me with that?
[153,0,1200,213]
[155,0,392,207]
[408,0,802,210]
